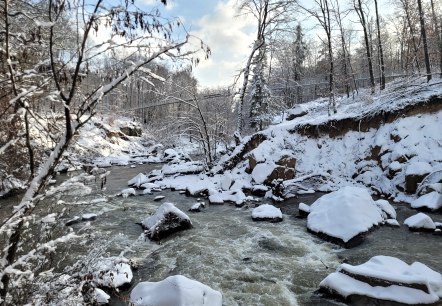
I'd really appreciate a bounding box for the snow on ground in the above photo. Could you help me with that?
[320,255,442,305]
[307,186,384,244]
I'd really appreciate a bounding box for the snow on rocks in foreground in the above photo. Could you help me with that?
[130,275,222,306]
[307,186,385,247]
[319,255,442,305]
[89,257,133,288]
[404,212,436,231]
[142,202,192,240]
[411,192,442,211]
[251,204,283,222]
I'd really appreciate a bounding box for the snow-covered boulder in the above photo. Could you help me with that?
[128,173,149,188]
[374,199,397,219]
[251,184,268,197]
[405,162,432,194]
[162,161,204,176]
[208,193,224,204]
[94,288,110,304]
[90,257,133,288]
[163,148,178,160]
[120,188,136,197]
[319,255,442,305]
[153,195,165,201]
[189,202,205,212]
[251,204,283,222]
[251,163,295,185]
[307,186,384,247]
[298,202,311,218]
[82,213,97,221]
[404,212,436,231]
[130,275,222,306]
[142,203,192,240]
[411,192,442,211]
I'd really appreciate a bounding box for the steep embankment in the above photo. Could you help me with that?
[219,77,442,203]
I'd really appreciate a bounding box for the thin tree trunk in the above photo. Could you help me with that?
[374,0,386,90]
[417,0,431,82]
[430,0,442,78]
[356,0,376,94]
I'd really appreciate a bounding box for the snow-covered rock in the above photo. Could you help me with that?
[411,192,442,211]
[405,162,432,194]
[82,213,97,221]
[374,199,397,219]
[94,288,110,304]
[153,195,165,201]
[162,161,204,176]
[319,255,442,305]
[307,186,384,247]
[128,173,149,188]
[251,184,268,196]
[90,257,133,288]
[142,203,192,240]
[298,202,311,217]
[385,219,400,227]
[189,202,206,212]
[120,188,136,197]
[140,182,161,190]
[130,275,222,306]
[208,193,224,204]
[404,213,436,231]
[251,204,283,222]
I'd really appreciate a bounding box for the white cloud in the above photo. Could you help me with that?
[190,0,256,88]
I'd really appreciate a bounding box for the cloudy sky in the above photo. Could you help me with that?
[141,0,257,89]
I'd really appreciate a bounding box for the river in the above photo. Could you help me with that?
[1,164,441,306]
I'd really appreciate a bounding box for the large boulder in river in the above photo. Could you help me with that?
[251,204,283,222]
[404,212,436,232]
[411,192,442,211]
[307,186,384,248]
[130,275,222,306]
[142,203,192,240]
[319,255,442,305]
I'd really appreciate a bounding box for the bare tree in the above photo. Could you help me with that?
[374,0,386,90]
[354,0,376,94]
[417,0,432,82]
[0,0,208,303]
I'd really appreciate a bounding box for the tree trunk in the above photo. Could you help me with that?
[417,0,431,82]
[430,0,442,78]
[356,0,376,94]
[374,0,386,90]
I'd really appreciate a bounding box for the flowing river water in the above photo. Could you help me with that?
[1,164,441,306]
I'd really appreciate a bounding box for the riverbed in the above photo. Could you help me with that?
[2,164,441,306]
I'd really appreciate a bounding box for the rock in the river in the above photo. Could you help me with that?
[251,184,268,197]
[411,192,442,211]
[142,202,192,240]
[89,257,133,288]
[319,255,442,305]
[120,188,136,197]
[154,195,165,201]
[65,216,81,226]
[404,212,436,231]
[251,204,283,222]
[307,186,383,248]
[189,202,206,212]
[130,275,222,306]
[298,202,311,218]
[128,173,149,188]
[82,213,97,221]
[162,161,204,176]
[374,199,397,219]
